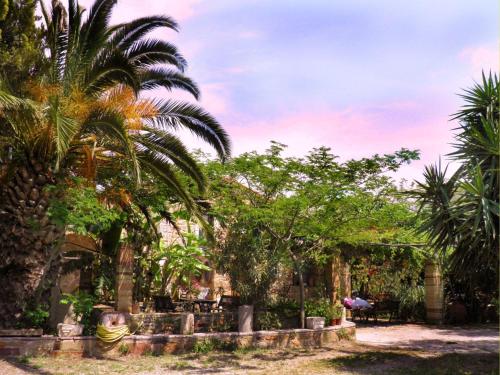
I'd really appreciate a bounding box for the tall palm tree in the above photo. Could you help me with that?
[0,0,230,326]
[414,73,498,295]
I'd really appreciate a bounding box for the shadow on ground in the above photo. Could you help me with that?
[1,357,53,375]
[317,350,498,375]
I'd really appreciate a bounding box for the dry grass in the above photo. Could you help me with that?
[10,342,498,375]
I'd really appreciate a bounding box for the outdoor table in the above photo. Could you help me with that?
[178,298,195,312]
[178,298,217,313]
[193,299,217,313]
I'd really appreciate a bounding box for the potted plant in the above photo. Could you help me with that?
[305,299,328,329]
[325,304,336,326]
[332,302,343,325]
[59,291,95,337]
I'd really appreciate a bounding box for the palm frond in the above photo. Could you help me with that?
[83,109,141,183]
[134,126,206,192]
[145,100,231,160]
[138,149,196,211]
[109,15,179,50]
[139,68,200,99]
[125,39,187,72]
[47,101,80,170]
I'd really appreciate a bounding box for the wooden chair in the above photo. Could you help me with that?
[153,295,183,312]
[213,295,240,312]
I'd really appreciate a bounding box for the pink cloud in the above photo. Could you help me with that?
[459,44,499,73]
[199,83,230,115]
[222,101,456,181]
[100,0,203,23]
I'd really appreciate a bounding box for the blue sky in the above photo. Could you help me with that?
[87,0,499,180]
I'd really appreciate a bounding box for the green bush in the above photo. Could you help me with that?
[336,327,352,341]
[267,298,300,318]
[193,338,236,353]
[256,311,282,330]
[118,343,130,356]
[396,285,425,321]
[305,298,335,320]
[24,306,49,328]
[60,291,96,334]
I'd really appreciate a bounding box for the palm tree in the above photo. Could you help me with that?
[413,73,498,298]
[0,0,230,326]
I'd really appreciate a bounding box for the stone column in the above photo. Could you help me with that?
[327,255,351,303]
[180,313,195,335]
[238,305,254,333]
[327,257,341,303]
[424,260,444,324]
[340,261,351,300]
[116,244,134,313]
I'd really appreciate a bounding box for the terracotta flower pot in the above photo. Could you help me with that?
[131,303,140,314]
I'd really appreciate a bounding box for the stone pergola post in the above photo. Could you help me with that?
[424,260,444,324]
[116,243,134,313]
[327,255,351,303]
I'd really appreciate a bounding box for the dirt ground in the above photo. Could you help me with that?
[1,323,498,374]
[356,322,498,353]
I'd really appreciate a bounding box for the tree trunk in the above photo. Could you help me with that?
[298,268,305,329]
[0,163,64,328]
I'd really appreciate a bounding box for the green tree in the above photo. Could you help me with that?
[0,0,230,326]
[0,0,42,86]
[413,73,499,298]
[204,142,419,327]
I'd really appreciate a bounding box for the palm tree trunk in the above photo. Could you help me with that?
[0,163,64,328]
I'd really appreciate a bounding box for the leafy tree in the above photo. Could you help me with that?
[0,0,42,86]
[413,73,499,302]
[204,142,419,327]
[0,0,230,326]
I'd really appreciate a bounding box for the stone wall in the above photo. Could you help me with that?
[130,312,238,334]
[0,323,355,358]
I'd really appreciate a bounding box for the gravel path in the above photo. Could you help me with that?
[356,323,499,353]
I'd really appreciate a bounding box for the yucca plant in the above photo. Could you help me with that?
[0,0,230,326]
[413,72,499,294]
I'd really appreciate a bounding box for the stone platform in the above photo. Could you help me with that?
[0,322,355,357]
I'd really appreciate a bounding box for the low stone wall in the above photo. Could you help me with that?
[130,312,238,334]
[0,322,355,357]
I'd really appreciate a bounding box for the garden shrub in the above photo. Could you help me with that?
[256,311,282,330]
[267,298,300,318]
[396,285,425,321]
[60,291,96,334]
[193,338,236,353]
[336,328,352,341]
[118,343,130,356]
[23,305,49,329]
[304,298,334,321]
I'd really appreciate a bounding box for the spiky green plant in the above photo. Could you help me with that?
[413,72,498,291]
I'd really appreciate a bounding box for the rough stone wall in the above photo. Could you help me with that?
[0,323,355,357]
[129,312,238,335]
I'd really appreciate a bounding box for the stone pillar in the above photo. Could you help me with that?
[238,305,254,333]
[180,313,195,335]
[328,255,351,303]
[424,260,444,324]
[327,257,341,302]
[116,244,134,313]
[340,261,351,300]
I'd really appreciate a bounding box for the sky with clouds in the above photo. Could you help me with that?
[83,0,498,181]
